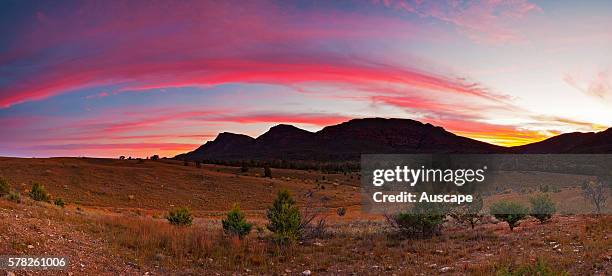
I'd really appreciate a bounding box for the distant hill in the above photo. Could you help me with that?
[175,118,612,162]
[175,118,506,162]
[511,128,612,153]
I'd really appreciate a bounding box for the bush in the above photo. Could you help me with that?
[266,190,301,244]
[529,194,555,223]
[7,192,21,203]
[0,178,9,196]
[336,207,346,217]
[489,201,528,231]
[166,207,193,226]
[29,183,50,202]
[264,165,272,178]
[150,155,160,160]
[240,163,249,173]
[386,202,446,238]
[222,204,253,239]
[54,198,66,208]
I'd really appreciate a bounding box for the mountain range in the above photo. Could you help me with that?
[175,118,612,162]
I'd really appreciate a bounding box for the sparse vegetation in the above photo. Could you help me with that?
[222,204,253,239]
[386,202,446,238]
[54,198,66,208]
[529,193,556,223]
[581,178,608,214]
[336,207,346,217]
[0,177,9,196]
[0,157,610,274]
[29,183,50,202]
[450,193,483,229]
[489,201,528,231]
[7,192,21,203]
[166,207,193,226]
[266,190,301,244]
[496,258,569,276]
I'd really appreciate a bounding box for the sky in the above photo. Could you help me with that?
[1,0,611,158]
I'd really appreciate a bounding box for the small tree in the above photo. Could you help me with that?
[166,207,193,226]
[222,204,253,239]
[489,201,528,231]
[264,165,272,178]
[0,178,9,197]
[266,190,301,244]
[150,155,160,161]
[29,183,50,202]
[450,193,483,229]
[119,156,126,160]
[581,178,608,214]
[529,193,555,223]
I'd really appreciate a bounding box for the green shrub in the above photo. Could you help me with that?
[54,198,66,208]
[7,192,21,203]
[266,190,301,244]
[529,194,555,223]
[0,178,9,196]
[222,204,253,239]
[386,202,446,238]
[29,183,50,202]
[489,201,528,231]
[166,207,193,226]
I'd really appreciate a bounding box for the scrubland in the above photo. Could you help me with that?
[0,157,610,275]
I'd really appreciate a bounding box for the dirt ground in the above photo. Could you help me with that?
[0,157,610,275]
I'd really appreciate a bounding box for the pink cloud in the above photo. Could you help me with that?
[564,70,612,104]
[85,92,110,99]
[373,0,541,43]
[26,143,199,151]
[208,113,351,126]
[0,1,504,108]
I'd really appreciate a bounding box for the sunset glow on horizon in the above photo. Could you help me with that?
[1,0,611,158]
